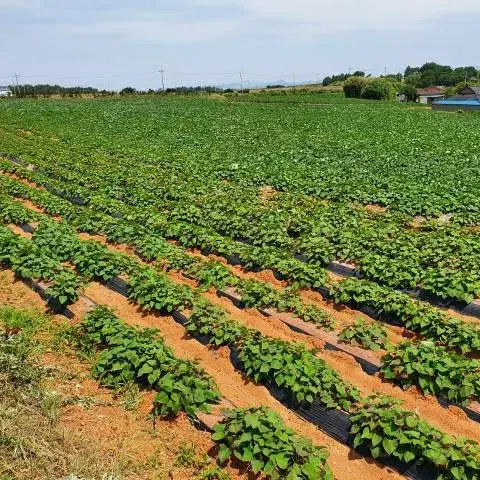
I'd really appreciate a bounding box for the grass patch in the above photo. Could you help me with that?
[0,306,127,480]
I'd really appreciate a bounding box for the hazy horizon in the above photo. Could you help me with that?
[1,0,479,90]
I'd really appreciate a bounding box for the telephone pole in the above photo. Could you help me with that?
[13,73,20,96]
[159,68,165,92]
[239,72,243,93]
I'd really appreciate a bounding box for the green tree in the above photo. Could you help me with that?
[398,84,417,102]
[120,87,136,95]
[405,73,421,87]
[360,78,396,100]
[343,76,367,98]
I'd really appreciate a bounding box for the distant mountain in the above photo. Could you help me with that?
[214,79,319,90]
[214,79,290,90]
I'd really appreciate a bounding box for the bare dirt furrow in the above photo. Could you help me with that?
[75,280,404,480]
[4,169,480,328]
[7,218,480,444]
[0,269,245,480]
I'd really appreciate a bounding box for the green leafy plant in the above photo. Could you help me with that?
[129,267,196,313]
[46,269,84,305]
[350,396,480,479]
[339,318,389,351]
[330,278,480,354]
[0,196,39,224]
[82,306,220,417]
[239,336,360,410]
[381,341,480,405]
[212,407,333,479]
[186,300,251,346]
[188,260,236,291]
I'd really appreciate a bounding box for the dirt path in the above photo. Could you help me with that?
[5,216,480,444]
[76,280,403,480]
[0,270,243,480]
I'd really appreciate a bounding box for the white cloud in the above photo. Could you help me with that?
[70,18,236,43]
[0,0,36,7]
[7,0,480,47]
[189,0,480,33]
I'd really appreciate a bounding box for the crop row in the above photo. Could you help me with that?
[6,217,480,478]
[1,172,480,360]
[0,195,480,403]
[8,205,480,408]
[5,183,480,408]
[2,196,480,478]
[0,223,83,306]
[2,97,480,220]
[79,305,220,416]
[2,149,480,304]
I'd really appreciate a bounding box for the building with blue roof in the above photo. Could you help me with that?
[433,85,480,111]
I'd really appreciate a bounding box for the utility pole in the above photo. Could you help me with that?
[13,73,20,96]
[384,65,387,77]
[239,72,243,93]
[159,68,165,92]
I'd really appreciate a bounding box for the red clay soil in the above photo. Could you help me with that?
[170,275,480,444]
[8,223,32,238]
[43,353,224,480]
[0,269,51,312]
[7,216,480,444]
[76,281,404,480]
[0,269,245,480]
[186,247,408,344]
[2,170,44,190]
[6,192,480,437]
[7,178,480,328]
[187,247,288,289]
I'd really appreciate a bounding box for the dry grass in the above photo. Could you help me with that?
[0,309,128,480]
[0,305,233,480]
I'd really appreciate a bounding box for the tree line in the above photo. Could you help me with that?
[404,63,479,88]
[323,63,479,89]
[8,84,110,97]
[322,62,480,101]
[5,84,226,98]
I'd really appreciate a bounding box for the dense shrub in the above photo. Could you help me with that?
[343,76,367,98]
[361,79,397,100]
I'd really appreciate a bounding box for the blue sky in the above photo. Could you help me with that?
[1,0,479,90]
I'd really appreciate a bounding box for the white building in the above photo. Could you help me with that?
[0,86,13,97]
[416,86,444,104]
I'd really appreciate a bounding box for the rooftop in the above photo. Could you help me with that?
[459,85,480,96]
[435,98,480,106]
[417,86,444,96]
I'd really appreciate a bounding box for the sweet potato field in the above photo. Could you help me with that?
[1,96,480,479]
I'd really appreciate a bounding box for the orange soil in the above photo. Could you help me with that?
[188,247,406,343]
[0,270,244,480]
[75,281,403,480]
[163,273,480,444]
[187,247,288,288]
[6,216,480,444]
[5,174,480,329]
[2,170,45,190]
[364,204,388,214]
